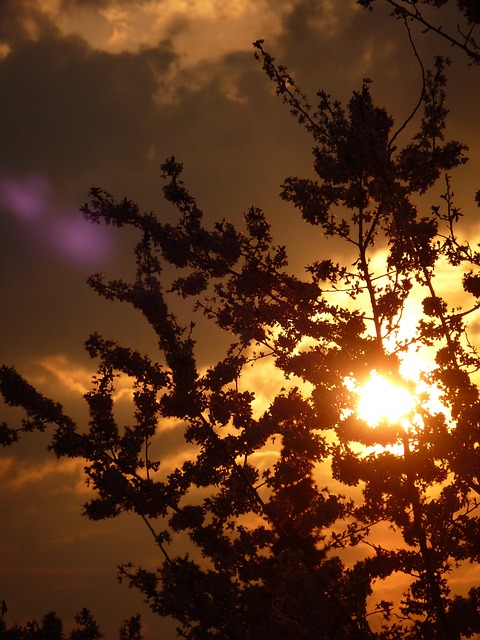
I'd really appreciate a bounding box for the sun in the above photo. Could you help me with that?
[357,370,416,426]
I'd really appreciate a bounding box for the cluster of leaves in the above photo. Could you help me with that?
[2,4,480,640]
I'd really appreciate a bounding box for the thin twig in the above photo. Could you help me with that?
[388,18,426,152]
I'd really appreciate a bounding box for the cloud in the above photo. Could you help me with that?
[0,454,85,492]
[0,1,366,104]
[0,2,244,111]
[34,354,93,396]
[51,1,291,56]
[4,0,286,56]
[0,173,50,221]
[0,41,175,192]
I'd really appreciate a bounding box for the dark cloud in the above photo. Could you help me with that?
[0,0,58,49]
[0,26,181,365]
[0,33,176,192]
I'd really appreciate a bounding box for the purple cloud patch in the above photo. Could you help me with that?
[53,215,113,266]
[0,174,50,221]
[0,173,114,267]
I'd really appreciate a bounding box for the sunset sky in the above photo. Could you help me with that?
[1,1,480,637]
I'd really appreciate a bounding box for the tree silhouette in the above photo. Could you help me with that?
[2,4,480,639]
[0,602,141,640]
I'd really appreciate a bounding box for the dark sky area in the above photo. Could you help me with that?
[1,1,479,637]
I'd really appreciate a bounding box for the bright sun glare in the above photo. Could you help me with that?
[357,370,416,426]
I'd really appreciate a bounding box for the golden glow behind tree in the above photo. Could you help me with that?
[2,2,480,639]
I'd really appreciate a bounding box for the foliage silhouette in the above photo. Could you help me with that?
[0,602,141,640]
[2,3,480,639]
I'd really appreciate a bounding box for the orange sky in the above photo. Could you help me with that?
[1,1,480,637]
